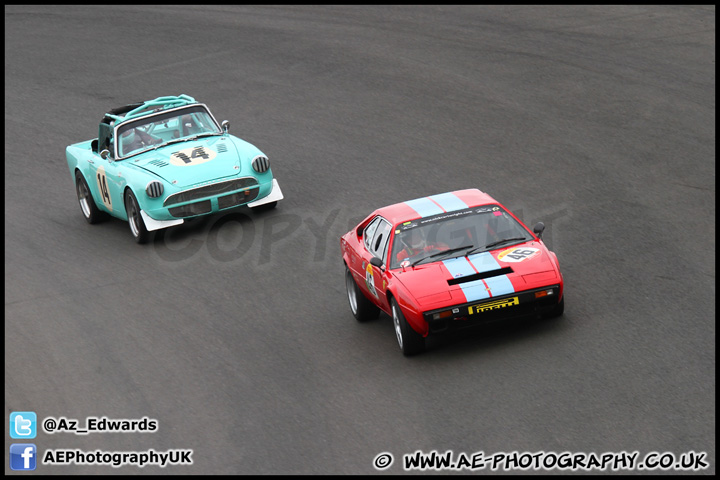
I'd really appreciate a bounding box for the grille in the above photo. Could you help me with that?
[425,287,560,334]
[168,200,212,218]
[218,187,260,209]
[163,177,258,206]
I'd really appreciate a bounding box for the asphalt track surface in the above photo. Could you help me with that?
[5,5,715,475]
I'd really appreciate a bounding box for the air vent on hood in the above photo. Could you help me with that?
[149,159,169,167]
[447,267,514,286]
[217,143,228,153]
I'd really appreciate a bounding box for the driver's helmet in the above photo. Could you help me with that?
[404,228,426,252]
[120,128,136,154]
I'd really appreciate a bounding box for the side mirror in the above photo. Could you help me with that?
[533,222,545,238]
[370,257,384,268]
[221,120,229,134]
[100,149,110,160]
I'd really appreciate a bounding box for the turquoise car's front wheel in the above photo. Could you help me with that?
[124,190,150,244]
[75,170,104,224]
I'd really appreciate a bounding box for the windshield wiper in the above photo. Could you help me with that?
[163,137,191,147]
[410,244,474,267]
[483,237,529,250]
[464,237,529,256]
[187,132,221,142]
[160,132,219,149]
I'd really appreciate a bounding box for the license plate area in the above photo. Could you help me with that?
[467,296,520,315]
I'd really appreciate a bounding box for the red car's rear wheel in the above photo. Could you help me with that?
[345,266,380,322]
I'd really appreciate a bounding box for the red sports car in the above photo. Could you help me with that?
[340,188,564,356]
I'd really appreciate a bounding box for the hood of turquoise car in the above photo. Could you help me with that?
[130,136,261,187]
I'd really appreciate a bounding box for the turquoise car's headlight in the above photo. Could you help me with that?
[252,155,270,173]
[146,181,164,198]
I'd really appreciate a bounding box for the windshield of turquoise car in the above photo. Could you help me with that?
[389,206,532,269]
[116,106,221,158]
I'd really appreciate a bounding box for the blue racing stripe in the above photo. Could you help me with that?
[404,197,444,218]
[442,257,476,279]
[428,192,468,213]
[484,275,515,297]
[459,280,491,302]
[466,252,501,273]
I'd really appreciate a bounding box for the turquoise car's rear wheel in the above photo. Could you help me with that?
[75,171,104,224]
[345,266,380,322]
[124,190,150,244]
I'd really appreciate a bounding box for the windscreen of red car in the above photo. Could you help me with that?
[389,205,533,269]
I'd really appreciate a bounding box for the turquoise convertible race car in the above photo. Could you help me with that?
[66,94,283,243]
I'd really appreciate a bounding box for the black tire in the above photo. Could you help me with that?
[542,295,565,319]
[124,190,150,244]
[390,298,425,356]
[345,266,380,322]
[75,171,105,224]
[250,201,277,213]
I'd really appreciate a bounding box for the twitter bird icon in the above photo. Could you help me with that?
[10,412,37,439]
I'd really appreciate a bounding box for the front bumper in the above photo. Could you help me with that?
[247,178,283,208]
[141,211,184,232]
[140,177,280,226]
[423,285,562,334]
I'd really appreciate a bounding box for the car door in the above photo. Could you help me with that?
[349,216,380,298]
[359,216,392,310]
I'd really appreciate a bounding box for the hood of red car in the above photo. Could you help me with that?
[391,240,560,308]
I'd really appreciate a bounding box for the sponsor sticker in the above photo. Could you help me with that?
[467,296,519,315]
[365,263,378,298]
[475,206,500,213]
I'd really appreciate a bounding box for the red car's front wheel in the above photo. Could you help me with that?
[542,295,565,319]
[391,298,425,356]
